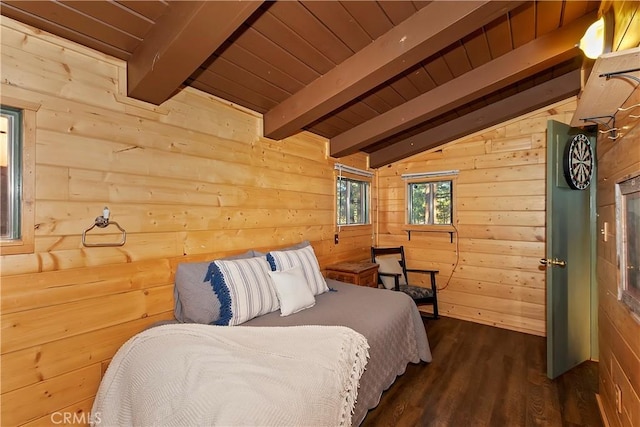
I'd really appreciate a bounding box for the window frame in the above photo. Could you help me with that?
[0,96,38,255]
[336,173,371,226]
[1,106,22,240]
[405,177,455,227]
[616,173,640,320]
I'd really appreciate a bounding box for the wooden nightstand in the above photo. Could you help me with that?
[325,261,379,288]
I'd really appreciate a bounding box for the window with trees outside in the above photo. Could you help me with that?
[407,180,453,225]
[1,99,36,255]
[337,176,370,226]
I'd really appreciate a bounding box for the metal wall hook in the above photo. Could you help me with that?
[581,115,617,139]
[82,207,127,247]
[617,103,640,112]
[599,68,640,85]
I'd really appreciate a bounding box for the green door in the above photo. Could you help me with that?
[544,120,595,379]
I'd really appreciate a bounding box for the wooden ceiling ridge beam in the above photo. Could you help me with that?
[369,69,582,168]
[330,11,598,158]
[262,0,526,141]
[127,1,263,105]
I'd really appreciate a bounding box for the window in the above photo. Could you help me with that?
[616,173,640,318]
[337,176,370,225]
[407,180,452,225]
[1,106,22,240]
[1,97,37,255]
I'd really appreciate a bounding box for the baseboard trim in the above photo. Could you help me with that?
[595,394,611,427]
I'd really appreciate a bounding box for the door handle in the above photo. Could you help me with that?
[540,258,567,267]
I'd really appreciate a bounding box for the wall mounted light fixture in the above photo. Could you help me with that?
[579,17,605,59]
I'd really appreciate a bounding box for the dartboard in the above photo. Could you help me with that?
[563,134,593,190]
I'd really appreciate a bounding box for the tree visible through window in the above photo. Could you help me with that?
[407,180,452,225]
[337,176,370,225]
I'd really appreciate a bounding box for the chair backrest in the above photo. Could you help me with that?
[371,246,408,286]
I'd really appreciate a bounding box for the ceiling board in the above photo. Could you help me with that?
[371,85,406,109]
[0,3,131,60]
[345,101,379,123]
[562,0,595,24]
[251,8,334,75]
[510,2,536,48]
[405,64,438,93]
[59,1,153,39]
[389,76,422,101]
[485,14,513,58]
[300,2,370,53]
[268,1,352,65]
[341,1,393,39]
[424,56,455,85]
[192,71,277,112]
[442,41,474,78]
[233,28,318,86]
[3,0,140,51]
[115,1,168,21]
[205,58,290,103]
[359,92,394,114]
[462,28,493,68]
[536,1,563,36]
[211,42,302,96]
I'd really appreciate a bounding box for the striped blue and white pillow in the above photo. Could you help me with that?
[267,245,329,296]
[206,257,279,326]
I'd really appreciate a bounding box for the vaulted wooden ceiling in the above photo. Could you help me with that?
[0,0,600,167]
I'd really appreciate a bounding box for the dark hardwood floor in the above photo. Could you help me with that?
[361,316,602,427]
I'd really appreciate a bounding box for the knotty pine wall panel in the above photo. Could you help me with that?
[594,2,640,425]
[376,98,578,336]
[0,17,373,426]
[595,87,640,427]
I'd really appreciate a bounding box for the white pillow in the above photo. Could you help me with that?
[375,255,407,290]
[208,257,280,326]
[268,266,316,316]
[267,245,329,295]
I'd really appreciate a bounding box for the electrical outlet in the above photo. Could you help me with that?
[614,384,622,414]
[602,221,609,242]
[334,234,339,244]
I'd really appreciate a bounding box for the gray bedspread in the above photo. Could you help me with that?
[243,279,431,426]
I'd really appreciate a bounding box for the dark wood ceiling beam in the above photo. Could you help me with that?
[369,69,582,168]
[331,12,597,157]
[263,0,526,140]
[127,1,262,105]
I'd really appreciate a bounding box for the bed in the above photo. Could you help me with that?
[92,243,431,426]
[244,279,431,425]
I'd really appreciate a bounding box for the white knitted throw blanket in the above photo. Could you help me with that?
[92,324,369,427]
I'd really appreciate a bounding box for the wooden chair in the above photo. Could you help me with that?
[371,246,439,319]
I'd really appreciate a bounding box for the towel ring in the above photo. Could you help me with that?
[82,207,127,247]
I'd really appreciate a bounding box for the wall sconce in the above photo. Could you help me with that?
[579,17,605,59]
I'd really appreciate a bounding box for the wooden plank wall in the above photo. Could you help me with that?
[0,17,373,426]
[595,3,640,425]
[376,98,579,336]
[596,87,640,427]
